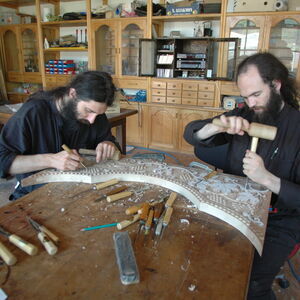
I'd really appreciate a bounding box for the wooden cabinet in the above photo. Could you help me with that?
[120,102,147,147]
[0,24,41,82]
[148,105,217,153]
[91,18,146,78]
[224,14,300,87]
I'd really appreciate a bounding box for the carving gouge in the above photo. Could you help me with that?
[95,185,128,202]
[27,217,58,256]
[62,144,87,169]
[117,214,140,230]
[107,191,133,203]
[70,179,119,198]
[0,226,38,256]
[27,217,59,244]
[0,241,17,265]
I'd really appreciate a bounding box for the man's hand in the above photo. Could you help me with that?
[243,150,280,194]
[95,141,116,163]
[52,149,82,171]
[218,115,250,136]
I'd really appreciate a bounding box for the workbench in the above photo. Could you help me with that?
[0,105,137,154]
[0,176,257,299]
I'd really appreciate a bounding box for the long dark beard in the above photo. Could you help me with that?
[60,98,81,130]
[246,89,283,126]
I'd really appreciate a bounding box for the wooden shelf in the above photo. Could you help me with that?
[152,13,221,22]
[44,47,88,52]
[41,20,87,27]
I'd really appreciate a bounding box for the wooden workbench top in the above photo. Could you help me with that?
[0,180,253,299]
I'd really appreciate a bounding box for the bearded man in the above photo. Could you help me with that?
[0,71,119,200]
[184,53,300,299]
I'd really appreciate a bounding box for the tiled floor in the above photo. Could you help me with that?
[0,154,299,299]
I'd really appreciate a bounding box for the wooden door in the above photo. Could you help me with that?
[178,109,214,153]
[121,102,146,147]
[20,24,40,76]
[148,106,178,151]
[1,25,22,78]
[224,16,266,79]
[264,15,300,82]
[90,19,118,75]
[119,18,147,77]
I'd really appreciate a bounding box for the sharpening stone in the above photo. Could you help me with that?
[113,231,140,285]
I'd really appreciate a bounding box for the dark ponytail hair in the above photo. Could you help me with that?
[27,71,116,106]
[67,71,115,106]
[237,52,299,110]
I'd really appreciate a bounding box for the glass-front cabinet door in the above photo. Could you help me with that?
[120,20,146,76]
[93,20,117,75]
[266,16,300,80]
[2,27,21,73]
[225,16,265,78]
[21,25,39,73]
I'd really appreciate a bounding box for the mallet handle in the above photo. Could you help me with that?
[212,118,277,141]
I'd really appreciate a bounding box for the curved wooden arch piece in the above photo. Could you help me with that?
[22,158,271,255]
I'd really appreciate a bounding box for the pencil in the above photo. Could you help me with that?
[80,223,118,231]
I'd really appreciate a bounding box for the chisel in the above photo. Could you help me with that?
[62,144,87,169]
[117,214,140,230]
[0,241,17,265]
[107,191,133,203]
[70,178,119,198]
[27,217,58,255]
[0,226,38,256]
[95,185,127,202]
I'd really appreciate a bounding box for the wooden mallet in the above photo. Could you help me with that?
[212,118,277,152]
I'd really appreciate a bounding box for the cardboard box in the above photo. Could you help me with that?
[167,1,202,15]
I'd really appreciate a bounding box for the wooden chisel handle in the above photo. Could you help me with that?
[37,232,58,255]
[39,226,59,244]
[106,186,127,196]
[95,179,119,190]
[8,234,38,256]
[117,214,140,230]
[138,203,150,221]
[0,241,17,265]
[125,203,143,215]
[163,207,174,226]
[107,191,132,203]
[165,192,177,208]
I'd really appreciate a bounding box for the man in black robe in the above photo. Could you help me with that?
[0,71,119,200]
[184,53,300,299]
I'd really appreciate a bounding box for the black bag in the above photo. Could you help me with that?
[62,12,81,20]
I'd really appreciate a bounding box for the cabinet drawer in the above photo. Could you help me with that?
[152,88,166,96]
[56,75,72,85]
[152,95,166,103]
[152,81,167,89]
[167,82,181,90]
[198,99,214,107]
[182,82,198,91]
[116,79,148,89]
[198,91,214,100]
[167,97,181,104]
[7,73,23,82]
[45,76,57,83]
[182,90,197,99]
[198,83,215,92]
[167,89,181,97]
[23,74,42,83]
[182,98,197,105]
